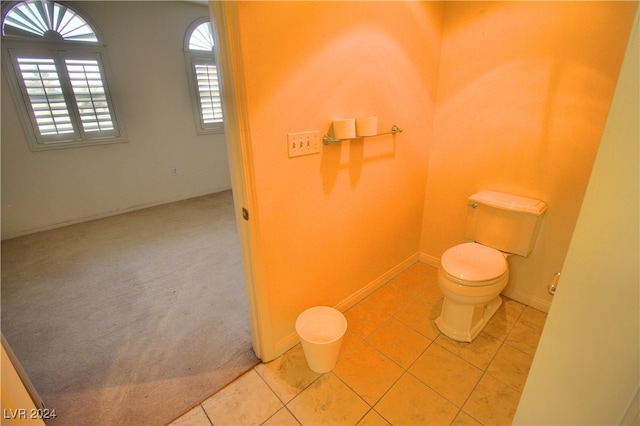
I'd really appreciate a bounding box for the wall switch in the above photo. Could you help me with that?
[288,131,321,157]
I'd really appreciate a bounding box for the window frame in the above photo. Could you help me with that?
[1,1,127,151]
[184,17,224,135]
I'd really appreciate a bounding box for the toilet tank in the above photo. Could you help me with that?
[465,190,548,256]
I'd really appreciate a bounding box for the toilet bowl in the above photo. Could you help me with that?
[435,242,509,342]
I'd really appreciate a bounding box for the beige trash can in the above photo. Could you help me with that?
[295,306,347,373]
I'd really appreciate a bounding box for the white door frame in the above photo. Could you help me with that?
[209,1,275,362]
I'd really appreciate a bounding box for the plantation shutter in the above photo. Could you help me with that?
[185,19,224,134]
[65,57,116,134]
[194,60,223,126]
[16,56,75,138]
[2,1,126,150]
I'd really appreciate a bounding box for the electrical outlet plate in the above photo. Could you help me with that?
[288,131,321,157]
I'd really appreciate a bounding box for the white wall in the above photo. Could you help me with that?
[1,1,231,239]
[514,9,639,424]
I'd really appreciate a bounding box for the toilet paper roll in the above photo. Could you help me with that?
[333,119,356,140]
[356,116,378,137]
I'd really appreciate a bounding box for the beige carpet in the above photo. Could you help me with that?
[1,190,258,425]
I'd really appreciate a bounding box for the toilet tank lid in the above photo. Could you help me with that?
[469,190,547,215]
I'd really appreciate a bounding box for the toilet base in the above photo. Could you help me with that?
[435,295,503,342]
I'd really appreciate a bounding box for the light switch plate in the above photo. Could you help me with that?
[288,131,321,157]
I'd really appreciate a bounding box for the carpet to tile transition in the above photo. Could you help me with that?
[1,191,259,425]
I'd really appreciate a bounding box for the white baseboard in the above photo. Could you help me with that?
[501,287,551,313]
[419,252,440,268]
[1,187,232,241]
[273,253,420,358]
[335,253,420,313]
[274,333,302,360]
[269,251,553,359]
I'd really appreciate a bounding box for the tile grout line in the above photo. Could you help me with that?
[177,263,546,426]
[451,304,544,425]
[252,367,303,425]
[326,292,433,424]
[339,283,462,424]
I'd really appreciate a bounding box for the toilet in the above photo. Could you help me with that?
[435,190,547,342]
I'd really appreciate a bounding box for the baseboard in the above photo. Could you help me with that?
[264,251,554,359]
[274,333,301,360]
[1,187,232,241]
[273,253,420,358]
[335,253,420,313]
[419,252,440,268]
[501,286,551,313]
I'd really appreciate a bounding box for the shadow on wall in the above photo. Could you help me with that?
[422,1,637,310]
[321,135,398,193]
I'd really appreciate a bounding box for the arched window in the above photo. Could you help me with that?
[184,18,223,134]
[1,0,125,150]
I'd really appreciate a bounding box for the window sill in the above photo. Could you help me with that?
[28,136,129,152]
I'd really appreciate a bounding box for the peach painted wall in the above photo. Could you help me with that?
[234,2,444,352]
[421,2,637,311]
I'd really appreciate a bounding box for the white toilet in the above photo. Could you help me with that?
[435,190,547,342]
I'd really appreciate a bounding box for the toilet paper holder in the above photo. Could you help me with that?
[548,272,561,295]
[323,125,403,145]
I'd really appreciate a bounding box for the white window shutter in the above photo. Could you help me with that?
[65,58,115,133]
[195,62,223,125]
[17,57,75,137]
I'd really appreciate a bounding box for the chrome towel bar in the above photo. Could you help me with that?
[323,125,403,145]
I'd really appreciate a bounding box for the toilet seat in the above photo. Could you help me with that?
[441,243,507,285]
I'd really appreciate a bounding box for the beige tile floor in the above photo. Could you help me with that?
[169,262,547,426]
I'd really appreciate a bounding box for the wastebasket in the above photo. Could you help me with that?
[295,306,347,373]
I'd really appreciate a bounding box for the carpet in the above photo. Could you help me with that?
[1,191,259,425]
